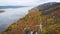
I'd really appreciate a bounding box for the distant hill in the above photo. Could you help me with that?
[37,2,60,10]
[1,2,60,34]
[0,6,28,9]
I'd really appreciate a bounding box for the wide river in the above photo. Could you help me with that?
[0,7,33,32]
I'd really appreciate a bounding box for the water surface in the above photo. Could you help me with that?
[0,7,33,32]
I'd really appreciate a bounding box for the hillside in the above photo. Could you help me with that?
[1,2,60,34]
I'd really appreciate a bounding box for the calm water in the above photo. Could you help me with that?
[0,7,33,32]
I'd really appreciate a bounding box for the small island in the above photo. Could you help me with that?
[0,10,5,13]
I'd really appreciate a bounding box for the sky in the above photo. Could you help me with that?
[0,0,60,6]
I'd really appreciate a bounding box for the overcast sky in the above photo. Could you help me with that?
[0,0,60,6]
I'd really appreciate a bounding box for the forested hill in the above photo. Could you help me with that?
[1,2,60,34]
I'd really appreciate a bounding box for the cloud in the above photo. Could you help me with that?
[0,0,60,6]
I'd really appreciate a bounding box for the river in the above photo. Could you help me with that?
[0,7,33,32]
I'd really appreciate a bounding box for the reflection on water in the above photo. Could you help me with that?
[0,7,33,32]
